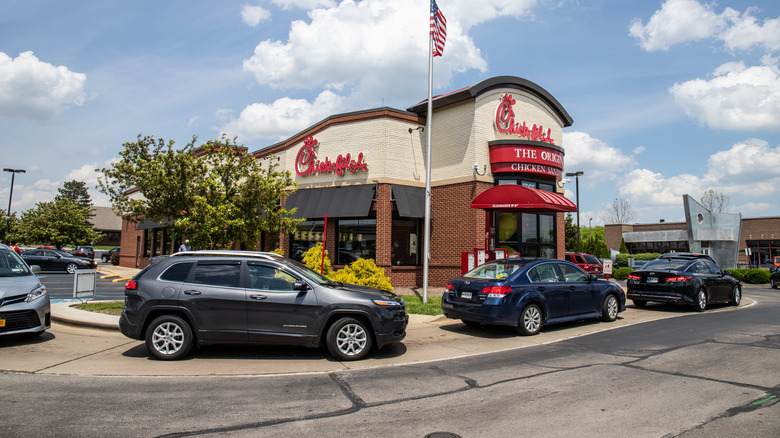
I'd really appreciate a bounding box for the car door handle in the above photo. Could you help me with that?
[183,290,201,295]
[536,287,546,292]
[250,294,267,300]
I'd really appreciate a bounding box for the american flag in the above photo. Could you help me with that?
[430,0,447,57]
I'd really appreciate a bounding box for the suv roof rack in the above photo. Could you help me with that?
[170,250,284,261]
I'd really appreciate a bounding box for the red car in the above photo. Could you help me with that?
[565,252,603,275]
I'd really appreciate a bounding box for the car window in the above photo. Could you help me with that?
[191,262,241,288]
[248,264,298,291]
[559,263,589,282]
[44,250,58,257]
[583,255,601,264]
[160,262,193,282]
[691,261,708,274]
[644,259,689,270]
[0,250,31,276]
[703,259,721,274]
[528,263,560,283]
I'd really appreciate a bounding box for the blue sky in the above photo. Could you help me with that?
[1,0,779,226]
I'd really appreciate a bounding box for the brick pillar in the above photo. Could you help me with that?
[375,183,392,267]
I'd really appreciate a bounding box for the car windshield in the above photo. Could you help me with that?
[583,255,601,264]
[464,262,525,280]
[0,250,33,277]
[643,259,690,271]
[283,258,335,285]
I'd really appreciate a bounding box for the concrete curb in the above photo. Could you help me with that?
[51,301,120,331]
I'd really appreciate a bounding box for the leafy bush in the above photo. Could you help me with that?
[301,243,334,277]
[615,252,660,267]
[743,269,770,284]
[110,252,120,265]
[728,269,747,282]
[270,248,284,256]
[612,267,633,280]
[300,244,393,291]
[332,258,393,291]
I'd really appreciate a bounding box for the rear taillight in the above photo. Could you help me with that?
[628,274,640,281]
[666,276,692,283]
[125,280,137,290]
[482,285,512,298]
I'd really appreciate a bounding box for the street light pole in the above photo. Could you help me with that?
[565,171,584,253]
[3,168,26,242]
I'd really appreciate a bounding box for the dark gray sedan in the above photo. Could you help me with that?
[20,248,97,273]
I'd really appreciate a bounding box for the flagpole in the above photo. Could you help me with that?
[423,23,434,304]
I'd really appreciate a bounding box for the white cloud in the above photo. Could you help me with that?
[615,138,780,214]
[669,59,780,131]
[0,51,87,122]
[705,138,780,188]
[630,0,780,53]
[272,0,336,10]
[219,90,343,141]
[629,0,725,52]
[242,0,488,97]
[720,8,780,53]
[241,4,271,27]
[633,146,646,155]
[561,131,636,187]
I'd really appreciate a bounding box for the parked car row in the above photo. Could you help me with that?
[20,248,97,273]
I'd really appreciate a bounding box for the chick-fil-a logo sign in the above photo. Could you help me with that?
[295,136,368,177]
[494,94,555,145]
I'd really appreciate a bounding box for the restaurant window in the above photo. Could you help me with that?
[337,217,376,265]
[494,179,557,258]
[392,215,420,266]
[290,220,325,262]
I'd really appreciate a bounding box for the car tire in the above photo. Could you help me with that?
[65,263,78,274]
[632,300,647,308]
[729,285,742,306]
[326,317,373,361]
[771,278,777,289]
[516,304,542,336]
[102,255,109,263]
[601,294,619,322]
[145,315,194,361]
[461,319,481,328]
[694,288,707,312]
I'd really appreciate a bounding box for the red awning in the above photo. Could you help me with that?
[470,185,577,212]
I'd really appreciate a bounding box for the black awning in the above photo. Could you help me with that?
[285,185,375,219]
[135,218,174,230]
[392,185,425,218]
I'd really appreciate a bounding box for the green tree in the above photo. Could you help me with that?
[619,238,629,254]
[56,180,93,209]
[564,213,578,252]
[15,198,103,248]
[97,134,301,250]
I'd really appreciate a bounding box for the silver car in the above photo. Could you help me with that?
[0,243,50,337]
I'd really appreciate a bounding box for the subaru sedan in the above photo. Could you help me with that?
[442,258,625,335]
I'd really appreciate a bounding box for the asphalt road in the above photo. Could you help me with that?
[1,287,778,437]
[37,268,127,302]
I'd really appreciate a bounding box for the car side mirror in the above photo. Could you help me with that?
[294,281,309,291]
[30,265,41,274]
[723,270,731,276]
[589,274,597,283]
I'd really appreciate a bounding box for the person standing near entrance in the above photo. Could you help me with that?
[178,239,191,252]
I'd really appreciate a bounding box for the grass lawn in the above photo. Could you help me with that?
[77,296,443,316]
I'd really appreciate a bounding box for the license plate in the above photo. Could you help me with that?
[461,292,472,299]
[647,277,658,283]
[0,319,5,327]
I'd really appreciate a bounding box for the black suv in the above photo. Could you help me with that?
[119,251,408,361]
[626,252,741,311]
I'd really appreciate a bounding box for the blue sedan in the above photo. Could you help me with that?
[441,258,626,335]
